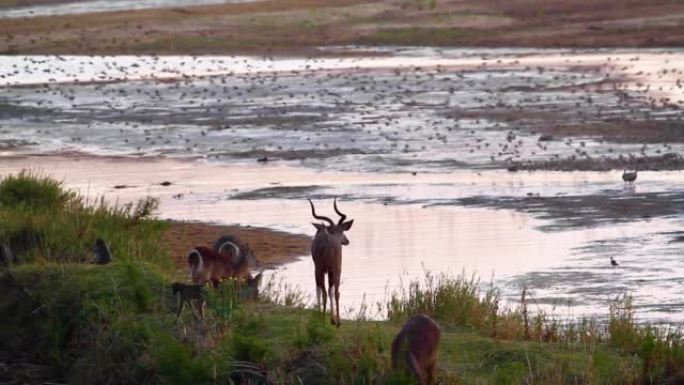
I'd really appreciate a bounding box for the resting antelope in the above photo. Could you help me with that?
[308,198,353,327]
[187,236,257,287]
[391,314,441,385]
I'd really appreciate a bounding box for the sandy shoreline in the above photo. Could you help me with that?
[163,220,310,274]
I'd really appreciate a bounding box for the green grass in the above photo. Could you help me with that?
[0,170,73,210]
[0,170,168,266]
[357,27,478,47]
[1,171,684,385]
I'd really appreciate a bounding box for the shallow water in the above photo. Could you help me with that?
[0,0,262,19]
[2,156,683,323]
[1,49,684,175]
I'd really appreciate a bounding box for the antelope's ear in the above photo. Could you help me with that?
[312,223,327,232]
[341,219,354,231]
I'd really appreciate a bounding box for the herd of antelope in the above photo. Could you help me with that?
[173,198,440,385]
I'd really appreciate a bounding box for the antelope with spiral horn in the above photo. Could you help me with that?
[308,198,353,327]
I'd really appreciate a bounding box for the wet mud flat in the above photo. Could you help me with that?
[453,189,684,231]
[1,49,684,175]
[514,153,684,172]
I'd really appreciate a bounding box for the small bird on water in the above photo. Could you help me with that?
[610,257,619,267]
[622,169,637,183]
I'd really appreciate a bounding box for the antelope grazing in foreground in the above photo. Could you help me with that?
[187,235,257,287]
[308,198,354,327]
[392,314,441,385]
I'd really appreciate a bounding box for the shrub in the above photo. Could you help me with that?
[231,332,271,363]
[296,312,335,348]
[0,170,73,210]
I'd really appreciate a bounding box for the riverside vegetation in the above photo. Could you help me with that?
[1,171,683,384]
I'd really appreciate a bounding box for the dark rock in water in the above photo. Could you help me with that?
[257,156,268,163]
[92,237,112,265]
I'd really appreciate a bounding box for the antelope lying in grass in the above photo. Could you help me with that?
[308,198,353,327]
[187,235,257,287]
[391,314,441,385]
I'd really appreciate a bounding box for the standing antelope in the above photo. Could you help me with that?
[391,314,441,385]
[308,198,353,327]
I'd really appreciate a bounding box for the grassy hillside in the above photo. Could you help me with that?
[1,171,683,384]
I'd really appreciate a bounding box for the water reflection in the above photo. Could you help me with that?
[1,156,681,321]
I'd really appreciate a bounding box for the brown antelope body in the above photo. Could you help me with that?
[187,243,254,287]
[391,314,441,385]
[308,198,353,326]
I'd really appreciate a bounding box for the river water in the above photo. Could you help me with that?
[1,47,683,322]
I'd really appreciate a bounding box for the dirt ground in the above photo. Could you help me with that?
[163,220,311,274]
[1,0,684,55]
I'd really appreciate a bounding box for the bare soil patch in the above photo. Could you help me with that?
[1,0,684,55]
[162,220,310,274]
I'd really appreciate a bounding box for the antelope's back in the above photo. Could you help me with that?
[196,247,230,269]
[311,232,341,267]
[393,314,441,363]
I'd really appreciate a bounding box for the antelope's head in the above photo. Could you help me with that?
[308,198,354,246]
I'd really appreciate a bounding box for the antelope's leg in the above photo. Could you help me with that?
[328,284,335,324]
[335,284,341,327]
[176,294,184,318]
[407,352,425,385]
[426,360,436,385]
[328,271,339,326]
[315,268,326,312]
[198,299,206,320]
[190,300,200,320]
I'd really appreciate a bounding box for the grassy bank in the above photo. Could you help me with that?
[1,171,683,384]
